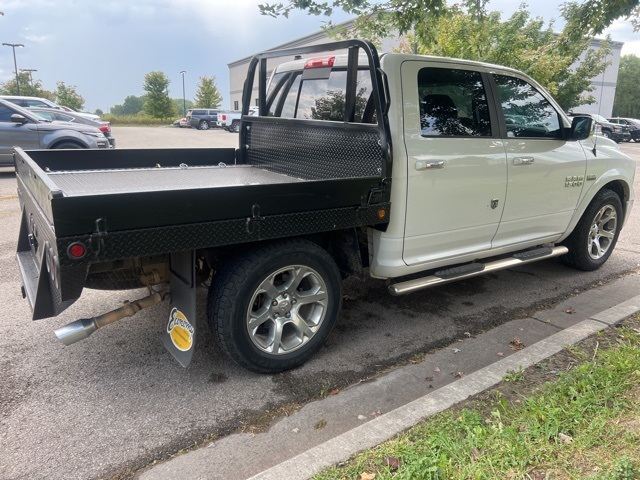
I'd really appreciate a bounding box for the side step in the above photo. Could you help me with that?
[389,246,568,296]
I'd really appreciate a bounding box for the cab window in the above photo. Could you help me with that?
[418,67,491,137]
[266,65,374,123]
[494,74,562,138]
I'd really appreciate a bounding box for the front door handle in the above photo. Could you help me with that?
[416,160,445,171]
[513,156,534,165]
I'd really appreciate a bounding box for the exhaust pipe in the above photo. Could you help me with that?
[54,288,170,346]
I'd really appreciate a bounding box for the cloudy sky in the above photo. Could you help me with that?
[0,0,637,113]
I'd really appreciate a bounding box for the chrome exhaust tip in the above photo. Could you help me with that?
[54,318,98,346]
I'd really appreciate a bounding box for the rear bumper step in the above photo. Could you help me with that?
[389,246,568,296]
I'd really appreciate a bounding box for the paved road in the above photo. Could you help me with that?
[0,132,638,480]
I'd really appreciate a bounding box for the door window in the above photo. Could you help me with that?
[418,68,491,137]
[494,75,562,139]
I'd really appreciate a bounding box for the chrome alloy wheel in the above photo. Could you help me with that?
[587,204,617,260]
[247,265,328,355]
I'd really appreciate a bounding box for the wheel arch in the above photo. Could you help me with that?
[202,229,366,281]
[49,139,87,149]
[561,177,633,242]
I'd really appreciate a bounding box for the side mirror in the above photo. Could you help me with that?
[570,115,593,140]
[11,114,28,125]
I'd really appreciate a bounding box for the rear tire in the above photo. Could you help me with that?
[207,239,342,373]
[198,120,209,130]
[561,189,622,271]
[231,120,241,133]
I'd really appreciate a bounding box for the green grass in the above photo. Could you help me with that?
[102,114,172,126]
[313,320,640,480]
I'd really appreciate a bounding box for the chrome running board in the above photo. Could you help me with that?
[388,246,568,296]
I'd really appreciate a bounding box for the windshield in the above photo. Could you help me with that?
[591,114,608,124]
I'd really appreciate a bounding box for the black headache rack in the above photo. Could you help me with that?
[15,41,392,321]
[238,38,393,187]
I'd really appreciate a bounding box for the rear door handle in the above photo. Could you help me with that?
[513,156,534,165]
[416,160,445,170]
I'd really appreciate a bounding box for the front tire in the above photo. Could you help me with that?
[207,239,342,373]
[561,189,622,271]
[53,142,84,149]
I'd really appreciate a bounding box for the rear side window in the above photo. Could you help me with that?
[494,74,562,139]
[418,67,492,137]
[266,66,374,123]
[26,100,50,108]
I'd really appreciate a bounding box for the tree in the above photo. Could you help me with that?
[54,81,84,110]
[0,72,53,98]
[259,0,639,37]
[95,108,104,116]
[193,76,223,108]
[142,71,175,119]
[122,95,146,115]
[398,2,611,110]
[613,54,640,117]
[172,98,194,116]
[260,0,631,111]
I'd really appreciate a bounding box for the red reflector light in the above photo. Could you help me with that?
[305,56,335,69]
[68,242,87,259]
[99,125,110,133]
[221,114,226,121]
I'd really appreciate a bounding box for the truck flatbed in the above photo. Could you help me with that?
[46,164,303,196]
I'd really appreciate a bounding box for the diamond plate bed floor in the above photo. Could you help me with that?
[47,165,303,196]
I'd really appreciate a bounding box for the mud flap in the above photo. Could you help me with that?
[163,250,197,367]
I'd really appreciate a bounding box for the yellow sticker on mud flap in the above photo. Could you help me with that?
[167,307,194,352]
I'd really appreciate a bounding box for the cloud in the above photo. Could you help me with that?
[23,34,51,43]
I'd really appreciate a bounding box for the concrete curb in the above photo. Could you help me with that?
[249,294,640,480]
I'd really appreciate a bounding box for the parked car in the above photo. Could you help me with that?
[569,112,630,143]
[217,106,260,132]
[27,107,115,148]
[172,117,190,128]
[59,105,101,122]
[0,99,109,167]
[186,108,219,130]
[0,95,101,122]
[608,117,640,142]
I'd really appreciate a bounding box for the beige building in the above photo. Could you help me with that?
[226,22,623,117]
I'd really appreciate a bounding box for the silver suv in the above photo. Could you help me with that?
[0,99,109,167]
[0,95,101,122]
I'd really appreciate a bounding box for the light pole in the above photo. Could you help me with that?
[20,68,37,86]
[2,43,25,95]
[180,70,186,117]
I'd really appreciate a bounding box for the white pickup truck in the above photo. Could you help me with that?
[15,40,635,374]
[217,106,259,132]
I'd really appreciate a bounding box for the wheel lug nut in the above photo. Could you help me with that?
[285,312,290,318]
[291,299,297,304]
[274,313,279,318]
[272,300,278,306]
[283,293,288,299]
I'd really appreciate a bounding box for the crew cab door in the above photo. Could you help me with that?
[401,61,507,266]
[490,74,588,248]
